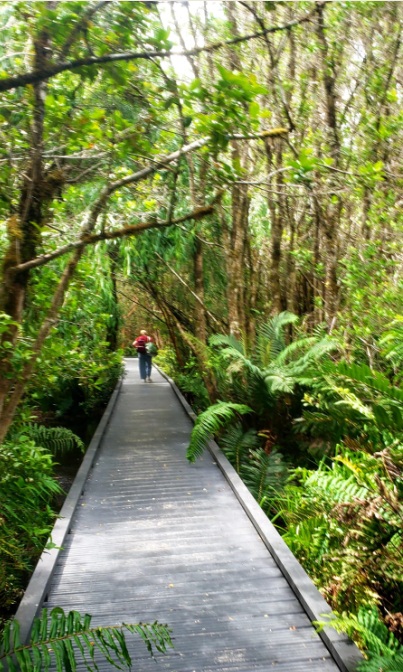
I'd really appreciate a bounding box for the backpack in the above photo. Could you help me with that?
[145,341,158,357]
[134,336,148,353]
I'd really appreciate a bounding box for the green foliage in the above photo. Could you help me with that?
[185,67,267,150]
[242,448,288,506]
[220,422,288,505]
[174,368,210,414]
[300,358,403,448]
[186,401,253,463]
[219,422,260,475]
[20,424,85,457]
[0,438,61,613]
[321,608,403,672]
[155,350,210,413]
[0,607,173,672]
[380,317,403,381]
[28,342,123,418]
[268,444,403,621]
[211,313,336,406]
[207,314,337,453]
[337,248,403,367]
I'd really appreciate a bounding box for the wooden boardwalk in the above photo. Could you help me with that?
[17,359,361,671]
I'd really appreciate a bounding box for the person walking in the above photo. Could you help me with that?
[132,330,154,382]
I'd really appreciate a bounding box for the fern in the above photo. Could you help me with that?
[358,652,403,672]
[186,401,253,463]
[219,423,261,475]
[320,608,403,672]
[242,448,288,504]
[24,425,85,456]
[257,311,299,364]
[209,315,336,414]
[380,316,403,377]
[209,333,245,355]
[319,360,403,430]
[0,607,173,672]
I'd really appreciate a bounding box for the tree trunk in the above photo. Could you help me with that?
[0,28,52,426]
[193,236,207,344]
[106,247,120,352]
[227,169,250,338]
[315,1,341,325]
[264,138,286,315]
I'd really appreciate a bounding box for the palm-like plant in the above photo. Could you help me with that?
[219,422,260,475]
[22,425,85,457]
[187,313,336,462]
[210,311,337,407]
[380,316,403,383]
[186,402,253,463]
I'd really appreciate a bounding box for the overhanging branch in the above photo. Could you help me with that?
[10,204,216,274]
[0,9,315,92]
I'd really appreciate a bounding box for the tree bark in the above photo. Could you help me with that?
[315,1,341,325]
[227,171,250,338]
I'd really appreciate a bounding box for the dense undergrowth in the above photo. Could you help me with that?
[164,312,403,670]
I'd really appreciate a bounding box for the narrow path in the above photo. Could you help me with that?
[41,360,352,671]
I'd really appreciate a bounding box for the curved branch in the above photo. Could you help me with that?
[0,9,315,92]
[10,204,216,274]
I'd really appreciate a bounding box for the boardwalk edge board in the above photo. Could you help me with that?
[13,375,124,644]
[158,366,363,672]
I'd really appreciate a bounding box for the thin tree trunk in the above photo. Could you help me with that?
[264,138,285,315]
[285,198,297,316]
[106,247,119,352]
[315,1,341,325]
[227,170,250,338]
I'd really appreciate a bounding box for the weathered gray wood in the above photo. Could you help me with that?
[18,359,361,671]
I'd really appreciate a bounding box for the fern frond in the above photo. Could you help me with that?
[186,401,253,463]
[242,448,287,503]
[321,361,403,404]
[359,652,403,672]
[264,367,296,394]
[274,336,318,365]
[257,311,299,365]
[209,333,245,355]
[321,607,402,661]
[219,423,261,474]
[0,608,173,672]
[225,351,265,381]
[380,317,403,372]
[25,424,85,456]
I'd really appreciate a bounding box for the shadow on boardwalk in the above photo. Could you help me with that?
[16,359,361,672]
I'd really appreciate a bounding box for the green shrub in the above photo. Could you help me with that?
[0,437,61,615]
